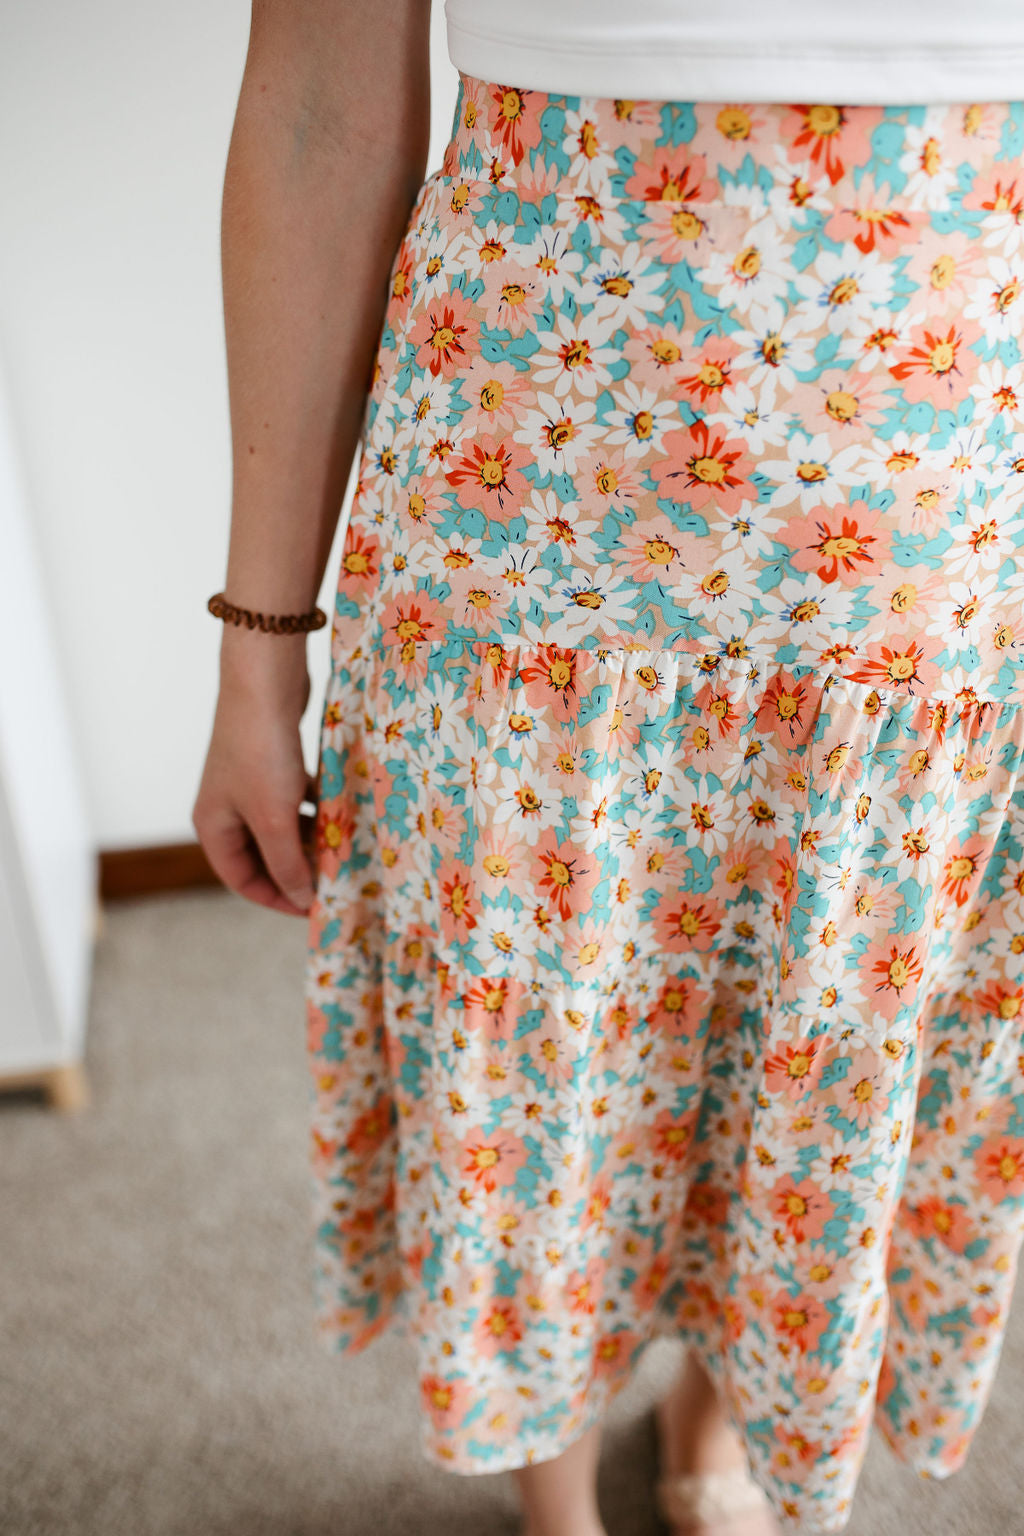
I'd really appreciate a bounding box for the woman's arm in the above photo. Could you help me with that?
[193,0,431,917]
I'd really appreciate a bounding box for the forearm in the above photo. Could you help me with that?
[219,4,430,620]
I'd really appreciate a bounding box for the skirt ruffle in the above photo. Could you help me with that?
[306,634,1024,1531]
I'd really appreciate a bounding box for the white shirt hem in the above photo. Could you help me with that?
[446,19,1024,104]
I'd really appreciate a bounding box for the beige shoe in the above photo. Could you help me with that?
[653,1390,776,1534]
[655,1463,775,1532]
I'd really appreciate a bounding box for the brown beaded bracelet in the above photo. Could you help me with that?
[207,591,327,635]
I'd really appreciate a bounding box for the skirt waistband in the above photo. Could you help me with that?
[440,72,1024,213]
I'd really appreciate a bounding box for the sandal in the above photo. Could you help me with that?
[655,1464,775,1532]
[654,1392,776,1534]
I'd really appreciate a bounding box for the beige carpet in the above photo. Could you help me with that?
[2,889,1022,1535]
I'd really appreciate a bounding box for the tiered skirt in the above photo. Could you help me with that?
[306,78,1024,1532]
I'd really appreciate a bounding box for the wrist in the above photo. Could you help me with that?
[209,587,326,635]
[218,624,310,700]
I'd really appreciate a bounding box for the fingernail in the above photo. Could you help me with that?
[291,889,315,912]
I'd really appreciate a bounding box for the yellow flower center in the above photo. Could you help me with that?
[733,245,761,279]
[671,209,704,240]
[825,389,858,423]
[931,252,956,289]
[807,105,841,136]
[929,340,956,375]
[716,106,752,139]
[500,89,523,122]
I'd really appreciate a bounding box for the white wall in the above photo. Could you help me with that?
[0,360,95,1064]
[0,1,460,849]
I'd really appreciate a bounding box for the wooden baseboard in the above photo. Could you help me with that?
[0,1062,89,1111]
[99,841,224,901]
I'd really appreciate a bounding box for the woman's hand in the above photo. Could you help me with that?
[192,631,317,918]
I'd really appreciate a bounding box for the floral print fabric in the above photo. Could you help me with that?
[305,75,1024,1533]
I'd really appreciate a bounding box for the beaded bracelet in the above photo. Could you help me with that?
[207,591,327,635]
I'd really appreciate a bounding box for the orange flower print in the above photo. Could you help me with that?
[345,1093,394,1157]
[535,840,593,923]
[772,1420,826,1469]
[471,636,510,688]
[771,1289,830,1353]
[652,1108,697,1164]
[620,513,682,583]
[782,105,879,185]
[580,1174,614,1234]
[339,526,380,587]
[379,593,443,647]
[824,180,913,254]
[888,318,983,406]
[487,84,543,167]
[655,894,725,953]
[444,433,531,513]
[624,146,714,205]
[868,941,925,1018]
[773,850,798,907]
[419,1373,474,1430]
[764,1035,826,1099]
[756,672,813,741]
[678,335,740,405]
[387,244,415,312]
[463,976,515,1038]
[315,796,357,874]
[462,1126,529,1194]
[847,637,932,693]
[473,1299,524,1357]
[977,983,1024,1022]
[694,681,741,738]
[772,1176,832,1243]
[962,171,1024,217]
[650,420,754,515]
[907,1195,974,1253]
[939,844,985,908]
[592,1327,641,1379]
[974,1138,1024,1203]
[785,500,887,585]
[722,1296,746,1346]
[518,646,585,724]
[617,1241,672,1314]
[409,288,478,378]
[440,863,477,943]
[646,973,708,1035]
[623,320,689,387]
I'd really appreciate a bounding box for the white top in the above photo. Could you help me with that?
[444,0,1024,104]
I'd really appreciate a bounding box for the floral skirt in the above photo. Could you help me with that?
[305,74,1024,1533]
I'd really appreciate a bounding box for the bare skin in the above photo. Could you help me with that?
[654,1352,781,1536]
[512,1424,607,1536]
[509,1352,777,1536]
[193,7,773,1533]
[193,0,431,915]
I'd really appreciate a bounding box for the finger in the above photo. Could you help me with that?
[198,813,309,918]
[300,774,320,874]
[233,862,309,918]
[299,808,318,854]
[248,807,317,913]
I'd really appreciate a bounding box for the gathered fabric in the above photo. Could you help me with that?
[306,76,1024,1533]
